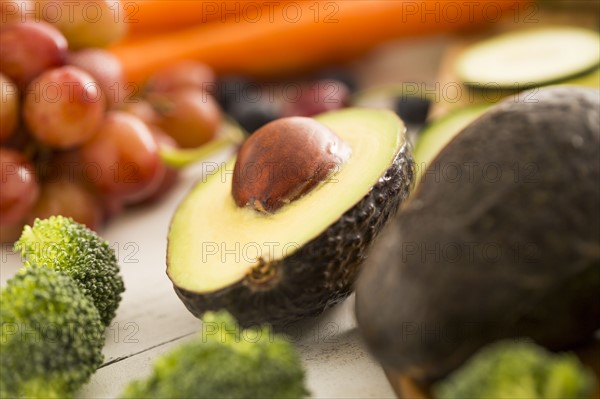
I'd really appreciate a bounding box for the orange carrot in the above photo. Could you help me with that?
[111,0,531,83]
[126,0,295,35]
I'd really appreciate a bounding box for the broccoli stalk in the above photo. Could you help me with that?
[0,267,105,398]
[121,312,309,398]
[433,340,597,399]
[15,216,125,326]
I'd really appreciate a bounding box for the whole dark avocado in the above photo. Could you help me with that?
[168,109,415,327]
[356,86,600,383]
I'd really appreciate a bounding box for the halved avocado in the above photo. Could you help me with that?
[167,108,414,326]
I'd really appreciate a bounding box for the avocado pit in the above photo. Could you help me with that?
[232,117,351,213]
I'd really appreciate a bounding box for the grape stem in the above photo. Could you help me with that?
[159,119,246,168]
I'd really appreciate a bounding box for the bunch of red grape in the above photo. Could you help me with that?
[0,17,223,242]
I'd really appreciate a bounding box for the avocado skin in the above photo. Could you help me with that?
[174,142,414,327]
[356,87,600,383]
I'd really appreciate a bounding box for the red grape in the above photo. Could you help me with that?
[49,150,126,221]
[149,125,177,151]
[281,79,350,117]
[139,127,179,204]
[68,48,126,108]
[99,193,124,222]
[150,89,222,148]
[0,21,67,89]
[80,111,164,202]
[29,178,103,230]
[39,148,86,186]
[146,61,216,94]
[0,73,19,142]
[121,99,160,126]
[0,218,26,244]
[23,66,106,149]
[1,127,33,151]
[33,0,127,49]
[0,0,33,27]
[0,148,39,224]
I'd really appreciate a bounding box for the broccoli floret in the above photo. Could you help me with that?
[15,216,125,326]
[0,267,105,398]
[121,312,309,398]
[433,340,597,399]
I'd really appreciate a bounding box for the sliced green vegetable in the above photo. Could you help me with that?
[456,27,600,89]
[413,105,489,182]
[560,67,600,88]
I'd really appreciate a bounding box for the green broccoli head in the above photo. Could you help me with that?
[121,312,309,399]
[14,216,125,326]
[433,340,597,399]
[0,267,105,398]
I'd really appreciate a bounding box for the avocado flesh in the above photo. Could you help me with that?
[168,108,414,326]
[356,86,600,382]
